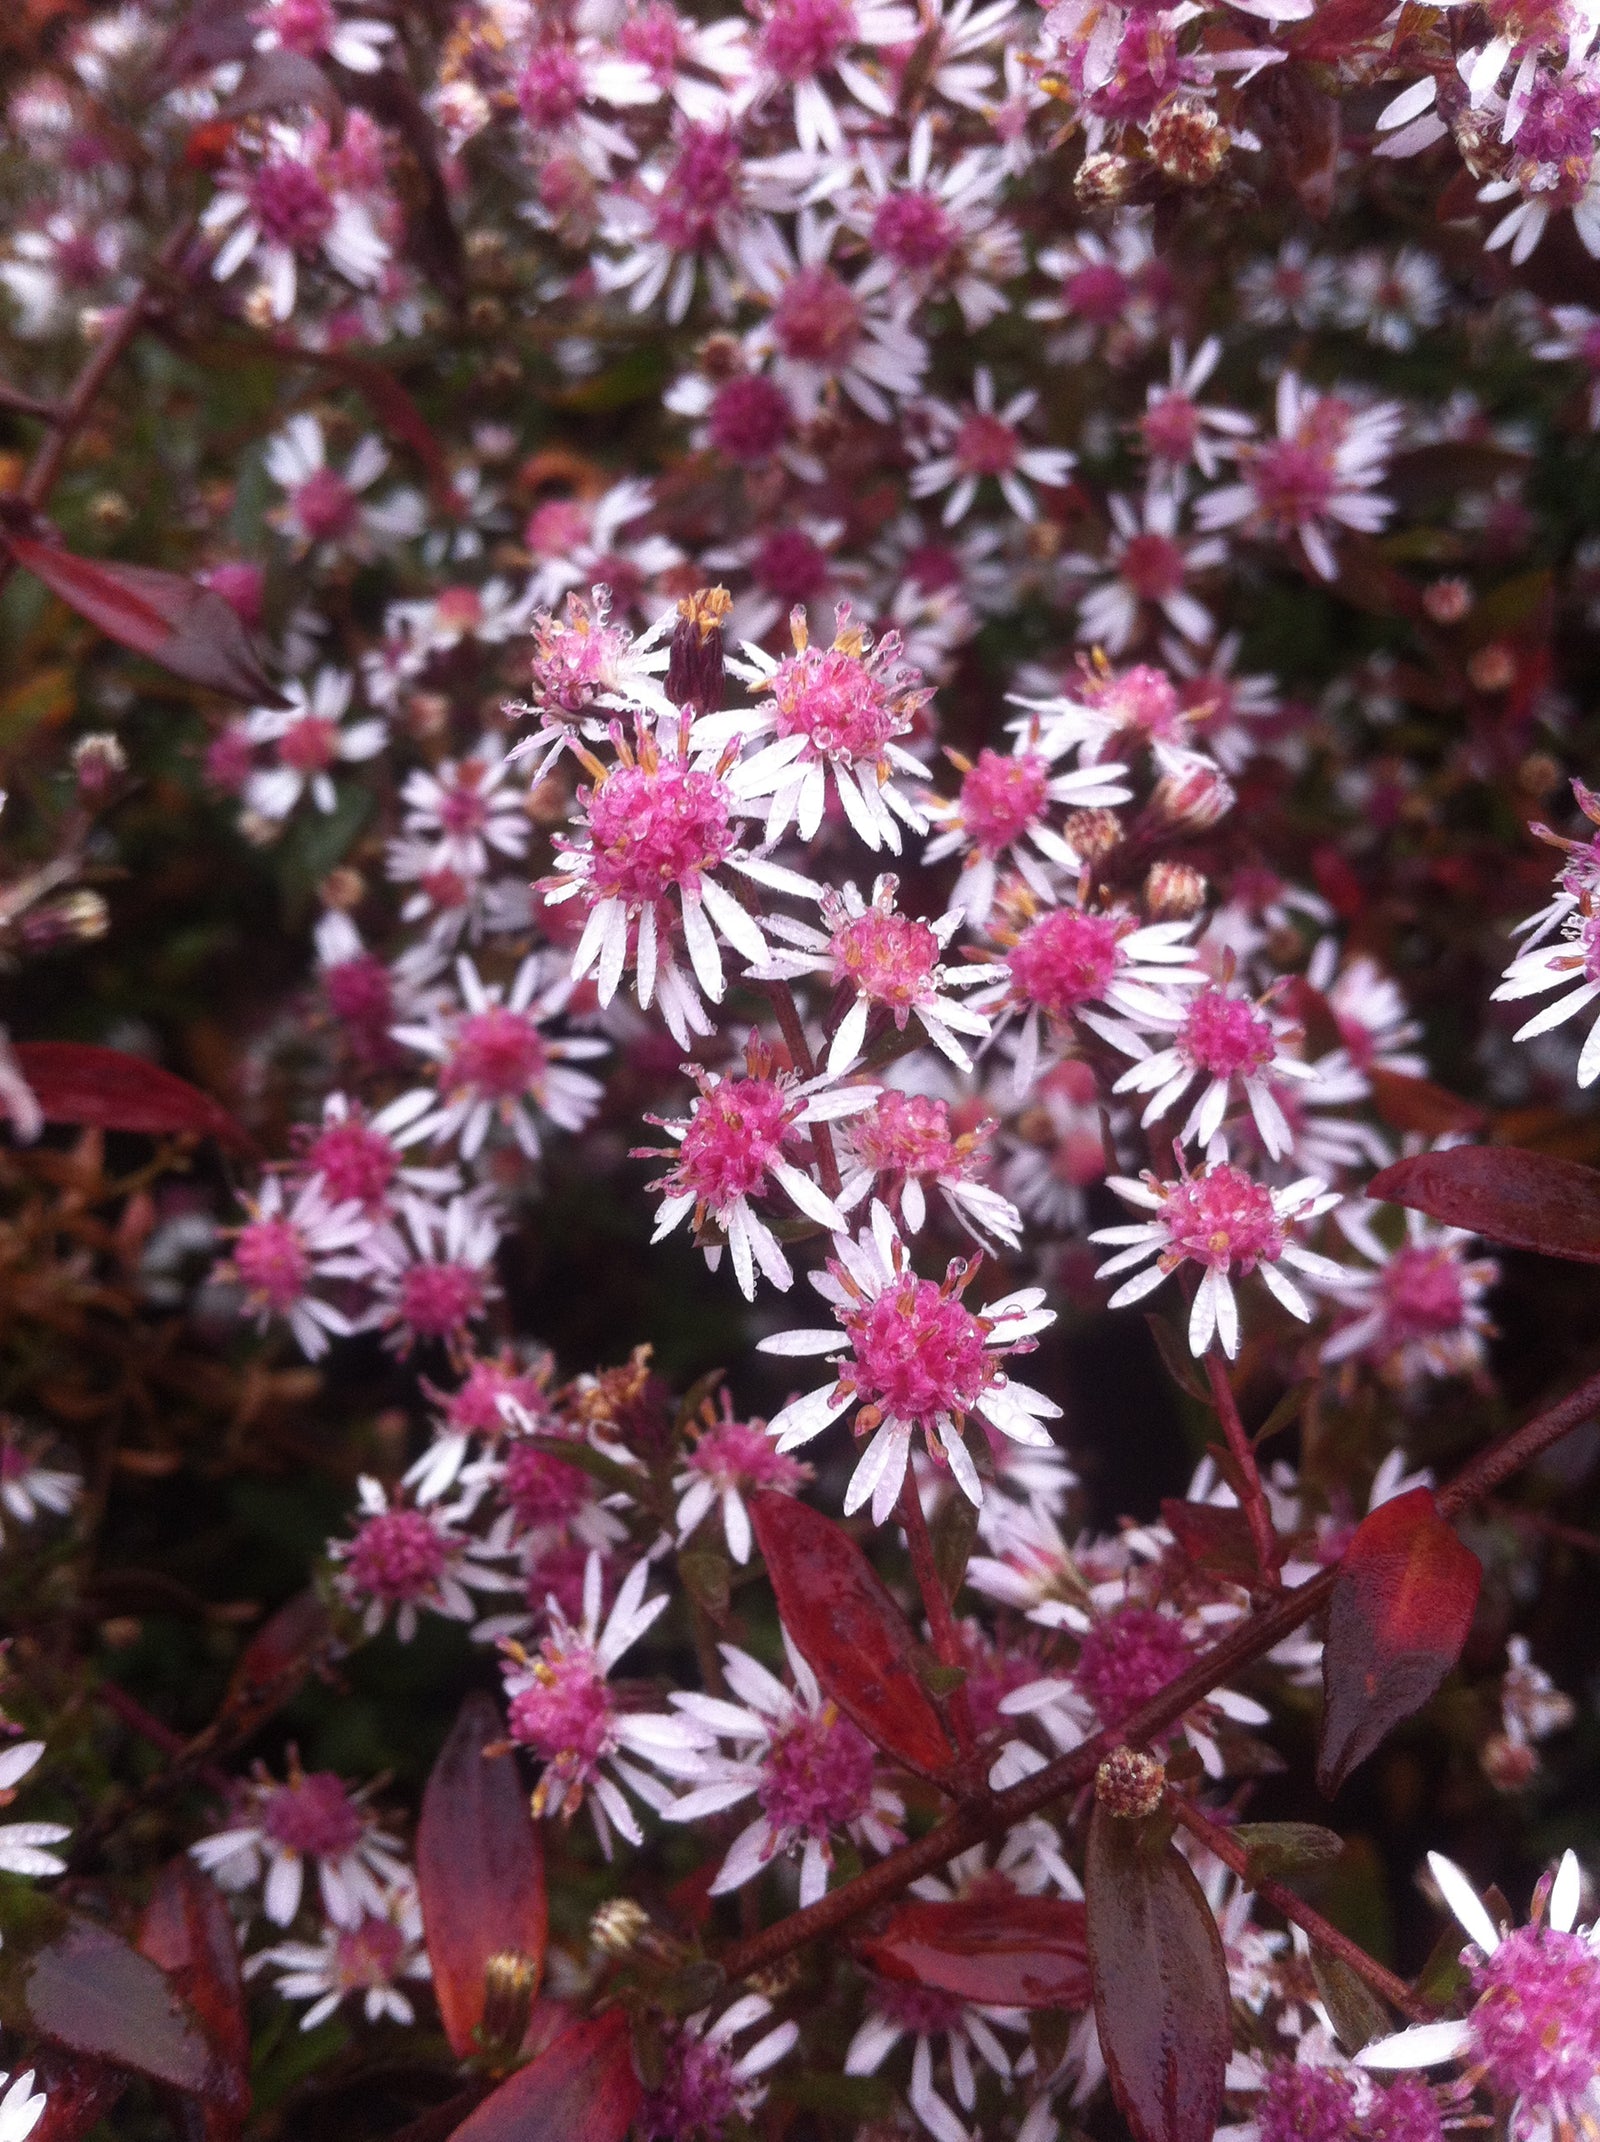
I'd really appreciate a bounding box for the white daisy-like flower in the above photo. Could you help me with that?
[245,670,387,820]
[264,414,423,560]
[664,1634,903,1906]
[253,1878,432,2031]
[1492,895,1600,1085]
[760,1200,1059,1523]
[0,1740,70,1880]
[191,1758,409,1929]
[921,726,1131,927]
[909,368,1075,527]
[1111,979,1317,1160]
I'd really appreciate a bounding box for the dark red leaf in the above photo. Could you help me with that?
[3,537,284,704]
[139,1859,251,2086]
[1368,1142,1600,1263]
[11,1043,256,1158]
[146,0,255,91]
[1369,1072,1487,1140]
[1287,0,1394,52]
[222,1589,338,1733]
[1086,1805,1231,2142]
[750,1492,958,1782]
[1318,1486,1482,1793]
[1160,1499,1259,1584]
[18,2054,127,2142]
[418,1692,548,2060]
[25,1916,232,2104]
[447,2012,640,2142]
[858,1882,1090,2009]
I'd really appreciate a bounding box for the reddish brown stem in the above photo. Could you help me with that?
[1438,1362,1600,1517]
[897,1475,976,1756]
[1204,1351,1282,1588]
[763,978,843,1199]
[1170,1797,1430,2023]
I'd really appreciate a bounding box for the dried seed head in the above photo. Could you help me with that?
[1095,1745,1166,1818]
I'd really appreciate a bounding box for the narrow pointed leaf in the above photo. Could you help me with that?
[750,1492,958,1781]
[1368,1144,1600,1263]
[4,537,284,704]
[23,1915,231,2103]
[1086,1806,1231,2142]
[859,1884,1090,2009]
[418,1692,548,2059]
[11,1043,256,1157]
[1318,1487,1482,1793]
[447,2011,639,2142]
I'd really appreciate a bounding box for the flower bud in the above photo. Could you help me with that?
[478,1948,539,2065]
[1144,859,1208,920]
[1064,806,1122,864]
[1095,1746,1166,1818]
[1422,576,1471,625]
[1074,152,1136,208]
[1151,754,1235,831]
[590,1897,652,1957]
[1148,104,1229,186]
[667,587,732,716]
[71,732,126,801]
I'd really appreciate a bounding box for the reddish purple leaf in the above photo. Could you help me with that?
[1369,1143,1600,1263]
[447,2012,640,2142]
[1318,1486,1482,1793]
[4,536,283,704]
[859,1882,1090,2009]
[1086,1805,1231,2142]
[750,1492,958,1782]
[219,47,345,136]
[1160,1498,1259,1585]
[222,1589,337,1736]
[1368,1071,1487,1140]
[139,1859,251,2086]
[25,1915,233,2104]
[11,1043,256,1158]
[418,1692,548,2060]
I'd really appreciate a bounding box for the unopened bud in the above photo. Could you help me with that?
[1095,1746,1166,1818]
[590,1897,652,1957]
[1151,755,1235,830]
[667,587,732,715]
[72,732,126,800]
[20,890,109,950]
[408,692,453,741]
[478,1948,538,2063]
[1481,1732,1539,1793]
[1519,752,1561,798]
[1064,807,1122,864]
[1074,151,1136,208]
[1468,641,1516,693]
[1144,859,1208,920]
[1422,576,1471,625]
[1148,103,1229,186]
[86,490,132,536]
[320,867,365,912]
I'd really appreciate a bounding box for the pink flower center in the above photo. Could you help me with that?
[852,1088,959,1176]
[872,1978,968,2034]
[1117,530,1186,601]
[1083,661,1182,739]
[754,527,831,605]
[445,1005,549,1103]
[308,1119,398,1207]
[526,498,590,558]
[833,908,940,1013]
[347,1507,448,1602]
[772,265,862,367]
[1379,1245,1468,1341]
[845,1272,992,1423]
[531,616,635,711]
[768,646,909,762]
[1469,1924,1600,2112]
[277,713,341,773]
[954,410,1020,478]
[758,0,857,79]
[1177,989,1277,1077]
[654,126,740,250]
[1007,908,1124,1017]
[1255,2060,1356,2142]
[1515,76,1600,198]
[707,375,792,462]
[518,45,585,127]
[260,1771,365,1856]
[501,1440,588,1529]
[234,1216,311,1310]
[871,189,954,270]
[642,2030,745,2142]
[255,0,338,54]
[959,748,1049,852]
[1246,438,1336,530]
[620,0,685,76]
[335,1914,407,1991]
[1140,390,1200,463]
[325,953,393,1033]
[689,1418,806,1490]
[671,1077,793,1205]
[1074,1605,1193,1726]
[507,1644,616,1765]
[1065,262,1129,322]
[440,1359,545,1434]
[435,766,492,836]
[398,1260,486,1340]
[290,465,358,541]
[584,762,736,904]
[1160,1164,1285,1273]
[759,1707,876,1837]
[248,154,336,252]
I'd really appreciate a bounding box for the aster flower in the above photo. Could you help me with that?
[252,0,391,70]
[524,480,682,615]
[708,604,933,854]
[756,874,1001,1075]
[254,1879,432,2030]
[1323,1204,1498,1387]
[842,117,1021,332]
[0,1740,70,1880]
[910,368,1076,527]
[1137,339,1255,480]
[1091,1145,1345,1357]
[398,738,531,879]
[741,0,917,153]
[264,414,423,560]
[665,1635,904,1904]
[741,213,928,423]
[1306,941,1428,1077]
[329,1476,513,1640]
[392,954,607,1163]
[202,118,390,321]
[835,1084,1022,1248]
[244,670,387,820]
[0,2074,44,2142]
[294,1090,456,1218]
[1197,373,1403,582]
[192,1757,409,1928]
[921,730,1131,926]
[640,1995,799,2142]
[635,1042,870,1297]
[1112,978,1317,1159]
[760,1201,1059,1522]
[846,1969,1025,2142]
[1360,1850,1600,2142]
[541,706,819,1047]
[673,1394,811,1562]
[1028,216,1163,360]
[216,1172,373,1360]
[1492,892,1600,1083]
[500,1551,709,1853]
[596,119,760,323]
[1069,483,1226,652]
[403,1349,557,1505]
[0,1425,79,1540]
[359,1190,503,1358]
